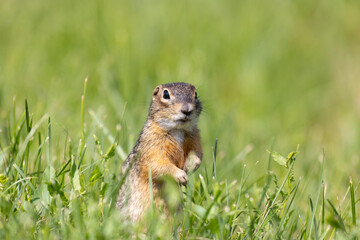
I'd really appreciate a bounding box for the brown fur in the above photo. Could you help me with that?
[117,82,202,221]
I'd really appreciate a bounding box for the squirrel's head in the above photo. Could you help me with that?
[149,82,202,131]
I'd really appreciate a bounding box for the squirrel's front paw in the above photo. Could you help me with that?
[185,154,202,173]
[174,169,188,185]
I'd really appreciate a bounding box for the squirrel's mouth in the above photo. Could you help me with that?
[178,118,189,123]
[177,117,191,123]
[174,113,194,124]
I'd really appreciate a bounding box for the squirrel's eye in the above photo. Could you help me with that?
[163,90,170,99]
[195,91,198,99]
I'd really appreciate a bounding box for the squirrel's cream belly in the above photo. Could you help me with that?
[170,129,185,146]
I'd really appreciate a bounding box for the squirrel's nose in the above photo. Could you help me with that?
[181,104,194,116]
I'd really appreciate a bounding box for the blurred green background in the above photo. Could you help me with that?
[1,0,360,196]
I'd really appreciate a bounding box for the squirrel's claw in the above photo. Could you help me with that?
[175,169,188,185]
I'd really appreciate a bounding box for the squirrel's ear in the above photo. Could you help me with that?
[153,86,160,96]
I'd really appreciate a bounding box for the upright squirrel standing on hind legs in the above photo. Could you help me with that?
[117,82,203,221]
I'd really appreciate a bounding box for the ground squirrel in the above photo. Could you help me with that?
[117,82,203,221]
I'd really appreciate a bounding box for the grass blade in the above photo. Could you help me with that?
[349,177,356,226]
[307,149,325,238]
[24,99,31,176]
[258,139,275,208]
[212,138,218,180]
[81,77,88,141]
[321,182,325,233]
[309,197,319,240]
[12,163,35,191]
[149,166,154,215]
[327,199,346,232]
[48,117,51,167]
[12,114,49,173]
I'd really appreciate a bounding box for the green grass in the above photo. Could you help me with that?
[1,0,360,238]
